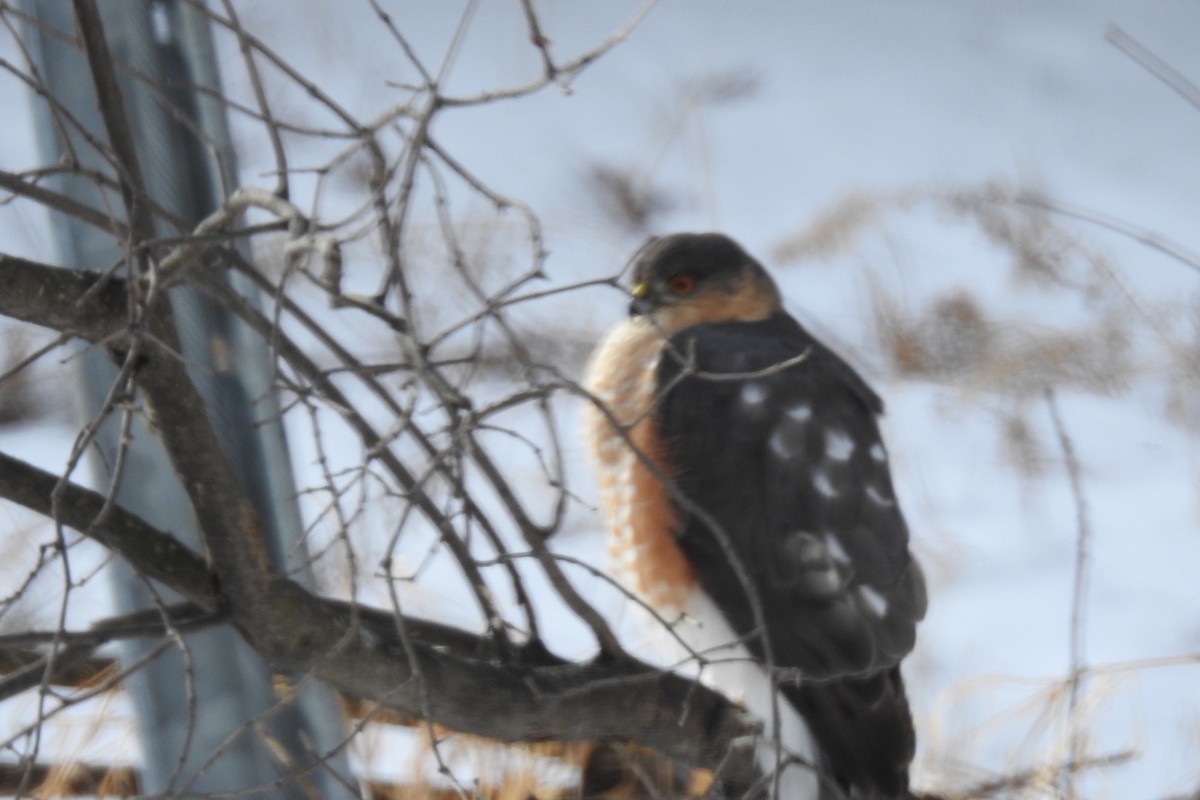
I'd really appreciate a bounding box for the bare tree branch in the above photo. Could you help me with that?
[0,603,221,702]
[0,169,127,237]
[0,447,758,777]
[0,252,274,637]
[0,254,128,340]
[69,0,156,252]
[0,451,219,608]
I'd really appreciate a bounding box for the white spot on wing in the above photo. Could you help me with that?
[769,429,797,460]
[858,585,888,617]
[824,428,854,461]
[869,442,887,461]
[786,403,812,422]
[812,469,837,498]
[740,382,767,406]
[824,534,850,564]
[866,484,895,507]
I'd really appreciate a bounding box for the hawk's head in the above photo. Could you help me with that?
[627,232,782,334]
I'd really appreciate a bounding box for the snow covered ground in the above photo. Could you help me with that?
[2,2,1199,797]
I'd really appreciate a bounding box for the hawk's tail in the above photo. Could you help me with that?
[785,665,916,800]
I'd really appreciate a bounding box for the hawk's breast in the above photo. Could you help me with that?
[582,317,696,613]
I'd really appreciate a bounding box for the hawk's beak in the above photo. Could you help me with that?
[628,281,653,316]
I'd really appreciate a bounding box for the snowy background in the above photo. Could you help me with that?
[2,1,1199,797]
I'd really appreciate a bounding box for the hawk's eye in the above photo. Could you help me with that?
[666,273,696,294]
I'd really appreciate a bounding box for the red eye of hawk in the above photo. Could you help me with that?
[666,273,696,294]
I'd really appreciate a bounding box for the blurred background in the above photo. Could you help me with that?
[1,2,1198,797]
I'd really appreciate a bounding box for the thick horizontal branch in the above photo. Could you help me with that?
[0,647,115,690]
[0,452,219,606]
[0,254,128,341]
[0,451,755,780]
[245,580,760,781]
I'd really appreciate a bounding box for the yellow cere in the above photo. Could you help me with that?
[631,281,649,299]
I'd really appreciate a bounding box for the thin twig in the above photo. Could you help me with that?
[220,0,289,198]
[519,0,557,80]
[1045,387,1093,800]
[0,169,127,237]
[439,0,658,106]
[1107,26,1200,113]
[1018,191,1200,274]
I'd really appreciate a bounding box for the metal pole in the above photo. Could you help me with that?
[19,2,355,796]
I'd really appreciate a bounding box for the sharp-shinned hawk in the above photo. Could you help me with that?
[582,232,927,799]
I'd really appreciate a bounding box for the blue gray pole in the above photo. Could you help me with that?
[19,2,355,796]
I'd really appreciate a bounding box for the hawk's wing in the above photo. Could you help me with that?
[656,312,926,680]
[655,312,926,796]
